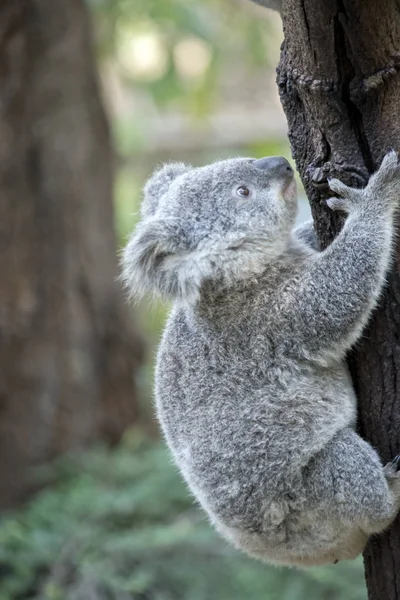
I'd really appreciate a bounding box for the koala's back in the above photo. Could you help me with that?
[155,285,357,549]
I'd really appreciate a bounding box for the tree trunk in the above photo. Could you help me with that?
[0,0,143,508]
[277,0,400,597]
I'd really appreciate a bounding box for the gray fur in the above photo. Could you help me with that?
[293,220,320,251]
[122,152,400,567]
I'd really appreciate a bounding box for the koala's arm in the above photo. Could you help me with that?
[294,220,320,251]
[287,151,400,359]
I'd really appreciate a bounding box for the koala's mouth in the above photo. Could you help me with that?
[281,178,297,202]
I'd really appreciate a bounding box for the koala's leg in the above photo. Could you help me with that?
[304,428,400,537]
[289,151,400,359]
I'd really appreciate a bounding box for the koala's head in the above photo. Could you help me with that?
[122,156,297,302]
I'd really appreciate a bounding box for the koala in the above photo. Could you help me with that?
[122,151,400,567]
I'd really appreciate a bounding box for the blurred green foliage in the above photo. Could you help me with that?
[87,0,275,113]
[87,0,286,251]
[0,433,367,600]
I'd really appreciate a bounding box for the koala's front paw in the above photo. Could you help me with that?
[327,151,400,214]
[384,454,400,477]
[383,455,400,498]
[326,178,361,214]
[369,150,400,185]
[366,150,400,208]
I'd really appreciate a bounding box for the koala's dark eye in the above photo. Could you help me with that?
[236,185,251,198]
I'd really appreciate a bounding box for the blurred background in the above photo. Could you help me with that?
[0,0,366,598]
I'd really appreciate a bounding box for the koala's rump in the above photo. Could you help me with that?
[155,312,357,544]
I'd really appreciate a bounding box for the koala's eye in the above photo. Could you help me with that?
[236,185,251,198]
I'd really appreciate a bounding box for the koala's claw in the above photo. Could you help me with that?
[326,178,359,213]
[383,455,400,478]
[391,454,400,471]
[326,196,349,213]
[380,149,399,171]
[328,178,353,198]
[328,151,400,214]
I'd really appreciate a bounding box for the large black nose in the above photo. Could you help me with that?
[253,156,293,178]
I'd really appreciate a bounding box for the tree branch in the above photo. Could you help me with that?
[279,0,400,597]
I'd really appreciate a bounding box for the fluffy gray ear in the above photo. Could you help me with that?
[142,163,190,218]
[121,218,203,301]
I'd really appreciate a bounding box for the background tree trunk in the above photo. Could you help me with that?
[278,0,400,597]
[0,0,143,509]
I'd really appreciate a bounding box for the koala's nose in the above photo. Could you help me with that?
[253,156,293,178]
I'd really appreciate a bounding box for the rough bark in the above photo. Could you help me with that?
[0,0,143,508]
[277,0,400,597]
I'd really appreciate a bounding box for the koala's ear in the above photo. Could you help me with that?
[142,163,190,218]
[121,218,203,301]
